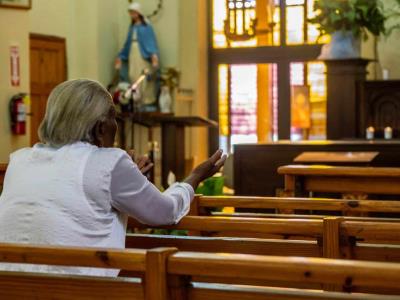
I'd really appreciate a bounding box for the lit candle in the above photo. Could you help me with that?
[366,127,375,140]
[384,127,393,140]
[383,69,390,80]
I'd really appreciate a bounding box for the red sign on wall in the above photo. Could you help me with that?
[10,46,20,87]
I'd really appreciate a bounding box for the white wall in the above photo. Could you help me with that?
[378,0,400,79]
[379,30,400,79]
[29,0,120,85]
[0,9,30,162]
[133,0,180,68]
[179,0,209,162]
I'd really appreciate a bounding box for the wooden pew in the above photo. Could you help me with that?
[0,243,400,299]
[190,195,400,221]
[127,216,400,263]
[0,243,146,299]
[169,252,400,296]
[278,165,400,197]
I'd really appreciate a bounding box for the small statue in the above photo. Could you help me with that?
[159,86,172,113]
[115,2,160,111]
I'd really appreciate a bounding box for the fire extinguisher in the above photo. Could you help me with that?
[9,93,27,135]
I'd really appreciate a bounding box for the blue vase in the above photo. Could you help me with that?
[319,31,361,59]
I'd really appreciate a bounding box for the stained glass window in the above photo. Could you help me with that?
[290,62,327,140]
[212,0,329,150]
[286,0,330,44]
[218,64,277,152]
[213,0,277,48]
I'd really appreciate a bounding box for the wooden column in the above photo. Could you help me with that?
[325,59,370,140]
[322,217,343,292]
[145,248,178,300]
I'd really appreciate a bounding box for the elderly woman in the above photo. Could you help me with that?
[0,79,226,276]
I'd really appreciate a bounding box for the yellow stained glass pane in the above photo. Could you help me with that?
[308,62,326,103]
[213,0,228,48]
[272,5,281,45]
[218,64,229,137]
[290,61,327,140]
[286,5,304,45]
[307,62,326,139]
[213,0,278,48]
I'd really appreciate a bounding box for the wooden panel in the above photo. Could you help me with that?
[234,142,400,196]
[189,283,397,300]
[353,244,400,262]
[129,216,323,239]
[358,80,400,138]
[213,213,400,222]
[0,272,143,300]
[325,59,369,139]
[0,243,146,271]
[198,196,400,213]
[304,176,400,195]
[126,234,320,257]
[278,165,400,196]
[30,94,48,144]
[294,152,379,163]
[127,234,400,264]
[342,221,400,243]
[168,252,400,291]
[278,165,400,177]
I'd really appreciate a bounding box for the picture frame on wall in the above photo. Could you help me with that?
[0,0,31,10]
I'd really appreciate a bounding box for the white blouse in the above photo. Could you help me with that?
[0,142,194,276]
[88,146,194,226]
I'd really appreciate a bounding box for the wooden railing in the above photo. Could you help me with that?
[190,195,400,221]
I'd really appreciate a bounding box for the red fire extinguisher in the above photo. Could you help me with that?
[9,93,27,135]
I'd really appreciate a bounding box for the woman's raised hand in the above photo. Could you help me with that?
[184,150,227,189]
[127,150,154,175]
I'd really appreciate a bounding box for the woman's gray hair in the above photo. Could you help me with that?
[38,79,113,147]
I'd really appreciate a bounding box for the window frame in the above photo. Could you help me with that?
[208,0,323,153]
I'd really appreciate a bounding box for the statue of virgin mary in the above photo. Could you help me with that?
[116,2,160,110]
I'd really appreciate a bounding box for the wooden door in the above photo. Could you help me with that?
[30,34,66,145]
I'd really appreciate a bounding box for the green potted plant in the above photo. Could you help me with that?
[309,0,400,59]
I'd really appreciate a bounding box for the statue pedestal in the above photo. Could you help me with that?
[324,59,370,140]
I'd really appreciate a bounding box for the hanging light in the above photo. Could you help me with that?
[224,0,258,42]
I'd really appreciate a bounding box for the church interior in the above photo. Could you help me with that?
[1,0,400,298]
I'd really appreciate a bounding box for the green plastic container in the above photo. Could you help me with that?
[196,175,225,196]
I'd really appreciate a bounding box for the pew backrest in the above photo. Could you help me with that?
[191,195,400,218]
[168,251,400,295]
[128,216,400,263]
[0,243,147,299]
[0,243,399,299]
